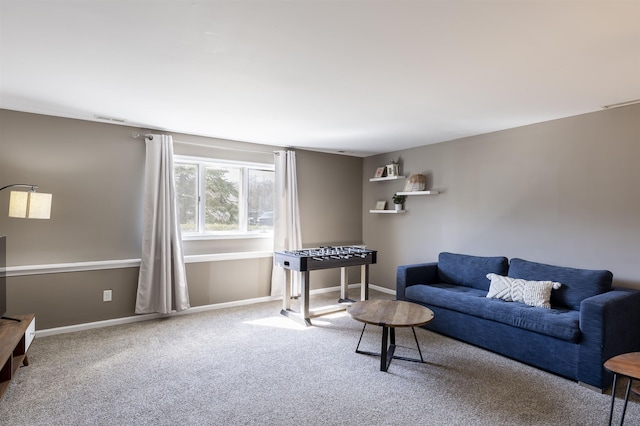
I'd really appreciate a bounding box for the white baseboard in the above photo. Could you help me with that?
[36,283,395,337]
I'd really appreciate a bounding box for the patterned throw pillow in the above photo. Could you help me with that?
[486,273,562,309]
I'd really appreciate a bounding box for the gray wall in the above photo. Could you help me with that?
[9,103,632,330]
[296,149,365,289]
[1,109,364,329]
[363,104,640,291]
[1,111,146,265]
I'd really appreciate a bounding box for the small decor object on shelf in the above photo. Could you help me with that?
[374,167,386,178]
[375,201,387,210]
[392,194,406,211]
[386,159,399,177]
[404,174,426,192]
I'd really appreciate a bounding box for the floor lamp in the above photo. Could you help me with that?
[1,184,52,219]
[1,184,52,322]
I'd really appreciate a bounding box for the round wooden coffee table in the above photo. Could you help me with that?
[347,299,434,371]
[604,352,640,425]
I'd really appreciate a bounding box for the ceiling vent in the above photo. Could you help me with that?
[93,115,127,123]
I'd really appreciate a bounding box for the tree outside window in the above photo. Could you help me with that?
[175,164,197,232]
[174,157,274,236]
[204,166,239,231]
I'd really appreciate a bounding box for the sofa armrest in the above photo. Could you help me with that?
[579,288,640,387]
[396,262,438,301]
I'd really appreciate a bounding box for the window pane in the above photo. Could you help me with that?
[248,169,274,231]
[175,164,198,232]
[204,166,240,231]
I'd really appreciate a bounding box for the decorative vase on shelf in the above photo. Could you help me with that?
[394,203,402,211]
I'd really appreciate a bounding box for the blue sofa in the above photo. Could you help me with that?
[396,252,640,391]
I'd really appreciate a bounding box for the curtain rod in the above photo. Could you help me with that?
[130,132,275,155]
[131,132,154,140]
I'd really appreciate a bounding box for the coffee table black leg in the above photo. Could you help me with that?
[354,324,423,372]
[355,324,367,353]
[608,374,634,426]
[380,326,388,371]
[380,325,396,372]
[620,378,633,425]
[609,373,617,426]
[411,327,424,363]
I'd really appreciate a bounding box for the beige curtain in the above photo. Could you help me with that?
[270,150,302,297]
[135,134,190,314]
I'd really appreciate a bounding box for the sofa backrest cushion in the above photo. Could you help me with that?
[438,252,509,291]
[508,258,613,310]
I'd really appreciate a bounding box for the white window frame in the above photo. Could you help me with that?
[174,155,275,240]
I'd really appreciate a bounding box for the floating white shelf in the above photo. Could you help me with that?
[395,190,439,196]
[369,209,406,214]
[369,175,406,182]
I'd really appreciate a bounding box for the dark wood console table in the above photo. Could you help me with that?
[0,314,36,401]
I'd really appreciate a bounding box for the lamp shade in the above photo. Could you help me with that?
[9,191,52,219]
[8,191,28,218]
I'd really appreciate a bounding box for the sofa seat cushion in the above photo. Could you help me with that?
[405,283,580,342]
[438,252,509,291]
[508,258,613,311]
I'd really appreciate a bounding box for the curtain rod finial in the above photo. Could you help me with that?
[131,132,153,140]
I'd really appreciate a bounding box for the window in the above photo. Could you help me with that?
[174,156,274,237]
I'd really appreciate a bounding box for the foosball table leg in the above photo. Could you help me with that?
[282,269,291,311]
[280,269,313,327]
[340,267,349,300]
[338,267,355,304]
[301,270,310,324]
[361,264,369,300]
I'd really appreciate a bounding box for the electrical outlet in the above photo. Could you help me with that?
[103,289,112,302]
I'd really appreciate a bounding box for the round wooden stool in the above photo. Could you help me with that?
[347,299,434,372]
[604,352,640,425]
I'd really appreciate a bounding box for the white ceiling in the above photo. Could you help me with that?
[1,1,639,157]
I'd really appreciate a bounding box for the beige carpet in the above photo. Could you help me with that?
[1,290,639,425]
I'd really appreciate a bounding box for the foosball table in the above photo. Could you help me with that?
[274,246,377,326]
